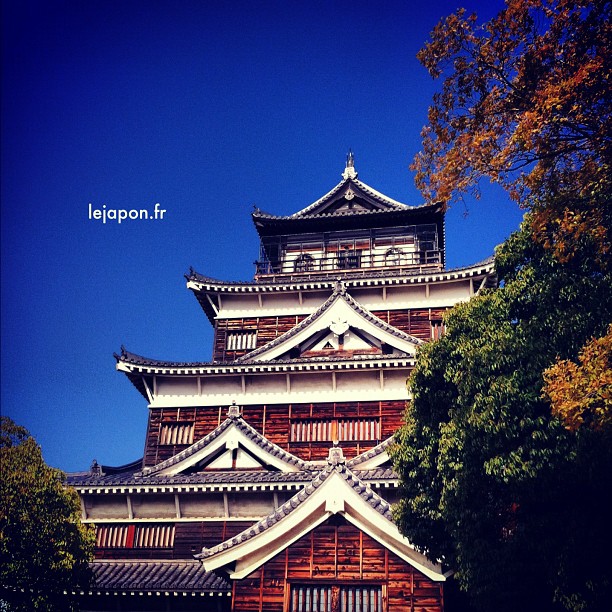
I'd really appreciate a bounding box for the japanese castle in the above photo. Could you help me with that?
[69,154,495,611]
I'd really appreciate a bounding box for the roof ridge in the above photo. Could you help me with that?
[346,436,394,467]
[196,461,393,560]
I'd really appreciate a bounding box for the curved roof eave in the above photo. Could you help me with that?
[254,176,427,222]
[186,256,495,294]
[115,348,416,375]
[196,460,446,582]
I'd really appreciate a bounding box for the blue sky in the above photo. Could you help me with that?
[1,0,523,472]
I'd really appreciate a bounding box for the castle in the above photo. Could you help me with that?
[69,154,495,611]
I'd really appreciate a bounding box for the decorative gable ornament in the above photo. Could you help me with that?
[327,445,345,466]
[329,319,349,336]
[227,401,241,419]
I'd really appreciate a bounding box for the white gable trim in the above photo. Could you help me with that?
[200,470,445,582]
[248,294,420,362]
[154,422,303,476]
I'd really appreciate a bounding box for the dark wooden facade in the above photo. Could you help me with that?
[213,309,447,362]
[232,516,443,612]
[143,400,406,466]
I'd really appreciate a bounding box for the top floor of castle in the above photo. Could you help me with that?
[250,152,445,281]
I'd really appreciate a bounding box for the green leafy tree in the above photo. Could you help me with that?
[0,417,94,611]
[391,216,612,611]
[394,3,612,608]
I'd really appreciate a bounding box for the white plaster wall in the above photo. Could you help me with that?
[84,495,129,520]
[156,377,198,396]
[131,494,176,519]
[180,494,225,519]
[226,492,275,518]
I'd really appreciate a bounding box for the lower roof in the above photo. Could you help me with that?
[86,560,230,595]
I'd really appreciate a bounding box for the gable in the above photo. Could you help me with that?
[198,464,445,582]
[238,288,423,363]
[140,413,307,477]
[288,156,414,219]
[294,182,399,218]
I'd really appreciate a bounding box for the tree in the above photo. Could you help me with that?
[543,325,612,433]
[412,0,611,269]
[0,417,94,611]
[394,4,612,607]
[391,215,612,611]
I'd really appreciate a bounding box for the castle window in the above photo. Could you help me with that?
[289,584,383,612]
[226,331,257,351]
[294,254,315,272]
[290,418,380,443]
[134,524,175,548]
[384,247,403,266]
[431,320,445,341]
[96,524,130,548]
[159,422,194,445]
[337,248,361,269]
[95,524,175,549]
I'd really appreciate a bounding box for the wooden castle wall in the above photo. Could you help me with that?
[94,520,254,560]
[212,308,448,361]
[143,400,406,466]
[231,515,444,611]
[213,315,307,361]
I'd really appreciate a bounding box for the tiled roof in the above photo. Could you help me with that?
[354,467,398,480]
[88,560,230,593]
[252,174,432,222]
[139,413,310,476]
[235,283,423,363]
[116,345,415,370]
[294,177,416,217]
[196,462,394,560]
[67,468,318,488]
[347,437,394,468]
[68,467,396,489]
[186,255,494,288]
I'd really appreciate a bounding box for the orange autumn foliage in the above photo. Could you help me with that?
[543,325,612,432]
[412,0,611,269]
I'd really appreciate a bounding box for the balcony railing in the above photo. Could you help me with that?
[254,249,442,279]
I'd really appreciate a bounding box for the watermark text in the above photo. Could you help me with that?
[88,202,167,224]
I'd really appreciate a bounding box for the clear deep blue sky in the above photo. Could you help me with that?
[1,0,523,472]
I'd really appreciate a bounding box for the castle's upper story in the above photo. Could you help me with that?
[251,152,445,280]
[184,155,495,349]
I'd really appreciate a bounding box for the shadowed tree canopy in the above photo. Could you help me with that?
[0,417,94,611]
[391,214,612,611]
[412,0,611,269]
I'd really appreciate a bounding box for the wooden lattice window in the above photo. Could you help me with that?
[159,422,194,445]
[226,331,257,351]
[133,524,175,548]
[95,524,175,548]
[96,524,130,548]
[290,419,380,443]
[289,584,384,612]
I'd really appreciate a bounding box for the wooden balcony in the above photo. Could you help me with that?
[254,249,443,280]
